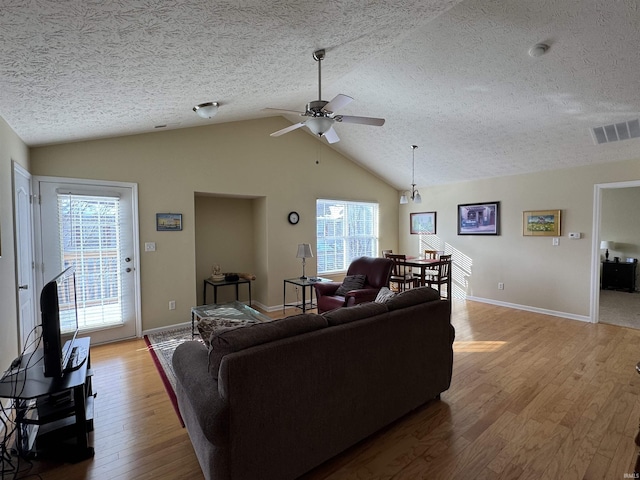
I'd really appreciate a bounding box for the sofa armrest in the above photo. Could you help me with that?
[172,341,229,445]
[314,281,341,297]
[344,288,380,306]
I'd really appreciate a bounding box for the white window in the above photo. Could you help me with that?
[316,199,379,274]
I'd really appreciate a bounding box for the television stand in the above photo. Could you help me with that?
[0,337,95,462]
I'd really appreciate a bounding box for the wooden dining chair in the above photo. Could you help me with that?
[386,253,417,292]
[413,249,439,283]
[425,254,452,298]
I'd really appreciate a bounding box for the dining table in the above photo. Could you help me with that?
[404,256,441,287]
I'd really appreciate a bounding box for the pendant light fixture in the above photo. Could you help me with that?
[400,145,421,204]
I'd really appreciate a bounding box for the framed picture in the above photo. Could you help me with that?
[457,201,500,235]
[156,213,182,231]
[523,209,561,236]
[410,212,437,234]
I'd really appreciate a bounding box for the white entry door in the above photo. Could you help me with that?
[13,163,37,351]
[36,178,140,344]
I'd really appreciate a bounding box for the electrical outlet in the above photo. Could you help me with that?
[145,242,156,252]
[168,300,176,310]
[498,282,504,290]
[552,237,559,246]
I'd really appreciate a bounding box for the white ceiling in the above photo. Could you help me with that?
[1,0,640,189]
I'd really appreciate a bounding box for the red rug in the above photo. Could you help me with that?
[144,326,197,428]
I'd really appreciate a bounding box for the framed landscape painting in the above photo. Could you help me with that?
[523,209,561,236]
[457,201,500,235]
[410,211,437,234]
[156,213,183,231]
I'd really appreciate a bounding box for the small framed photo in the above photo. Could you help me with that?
[410,212,437,234]
[523,209,561,236]
[156,213,182,231]
[458,202,500,235]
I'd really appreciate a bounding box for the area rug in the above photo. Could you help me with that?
[144,326,201,427]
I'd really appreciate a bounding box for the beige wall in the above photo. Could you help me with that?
[0,116,30,369]
[30,117,399,331]
[399,158,640,318]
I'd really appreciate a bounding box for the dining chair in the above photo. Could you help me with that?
[413,249,439,284]
[425,254,452,298]
[386,253,417,292]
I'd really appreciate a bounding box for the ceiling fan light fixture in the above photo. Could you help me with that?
[193,102,219,119]
[306,116,334,136]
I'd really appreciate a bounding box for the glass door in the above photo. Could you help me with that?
[36,178,140,344]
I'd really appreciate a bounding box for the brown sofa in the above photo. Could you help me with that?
[172,287,454,480]
[314,256,394,313]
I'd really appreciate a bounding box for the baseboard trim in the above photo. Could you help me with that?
[466,296,591,323]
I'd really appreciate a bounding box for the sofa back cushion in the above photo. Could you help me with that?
[385,286,441,311]
[208,313,328,379]
[322,301,388,326]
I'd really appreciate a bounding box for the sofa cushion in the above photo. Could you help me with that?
[322,301,388,326]
[334,274,366,296]
[197,316,268,348]
[374,287,397,304]
[208,313,328,379]
[385,286,441,311]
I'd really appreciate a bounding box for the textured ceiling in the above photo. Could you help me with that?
[1,0,640,189]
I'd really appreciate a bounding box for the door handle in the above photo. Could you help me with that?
[18,284,28,290]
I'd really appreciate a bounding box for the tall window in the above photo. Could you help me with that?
[316,199,379,274]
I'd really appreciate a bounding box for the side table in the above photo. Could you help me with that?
[203,278,251,305]
[283,277,330,313]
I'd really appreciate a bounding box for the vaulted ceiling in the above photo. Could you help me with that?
[1,0,639,189]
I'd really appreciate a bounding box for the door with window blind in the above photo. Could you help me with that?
[36,179,140,344]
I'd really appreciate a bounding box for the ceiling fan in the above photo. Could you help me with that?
[264,49,385,144]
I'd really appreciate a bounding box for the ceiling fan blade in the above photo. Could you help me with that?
[323,94,353,114]
[336,115,385,126]
[323,127,340,144]
[270,122,306,137]
[263,107,306,116]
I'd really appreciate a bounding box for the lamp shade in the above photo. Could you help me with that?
[399,194,408,204]
[600,240,613,250]
[306,117,334,136]
[296,243,313,259]
[414,191,422,204]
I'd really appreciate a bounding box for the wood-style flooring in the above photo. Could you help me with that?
[17,300,640,479]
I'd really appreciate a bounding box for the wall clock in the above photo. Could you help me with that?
[288,211,299,225]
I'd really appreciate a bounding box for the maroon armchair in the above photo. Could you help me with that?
[314,256,394,313]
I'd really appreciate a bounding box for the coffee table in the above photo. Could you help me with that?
[191,301,271,340]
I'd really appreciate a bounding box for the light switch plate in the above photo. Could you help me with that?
[145,242,156,252]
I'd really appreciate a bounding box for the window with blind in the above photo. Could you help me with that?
[57,193,124,330]
[316,199,379,274]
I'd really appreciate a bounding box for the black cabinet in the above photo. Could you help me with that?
[602,261,637,292]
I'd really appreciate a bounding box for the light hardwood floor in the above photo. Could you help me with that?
[20,300,640,479]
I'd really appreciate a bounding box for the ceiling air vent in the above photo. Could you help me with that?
[591,119,640,145]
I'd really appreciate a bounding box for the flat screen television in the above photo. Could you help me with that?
[40,266,79,377]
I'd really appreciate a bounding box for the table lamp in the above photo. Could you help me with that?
[600,240,613,261]
[296,243,313,279]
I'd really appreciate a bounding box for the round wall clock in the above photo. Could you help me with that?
[288,211,300,225]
